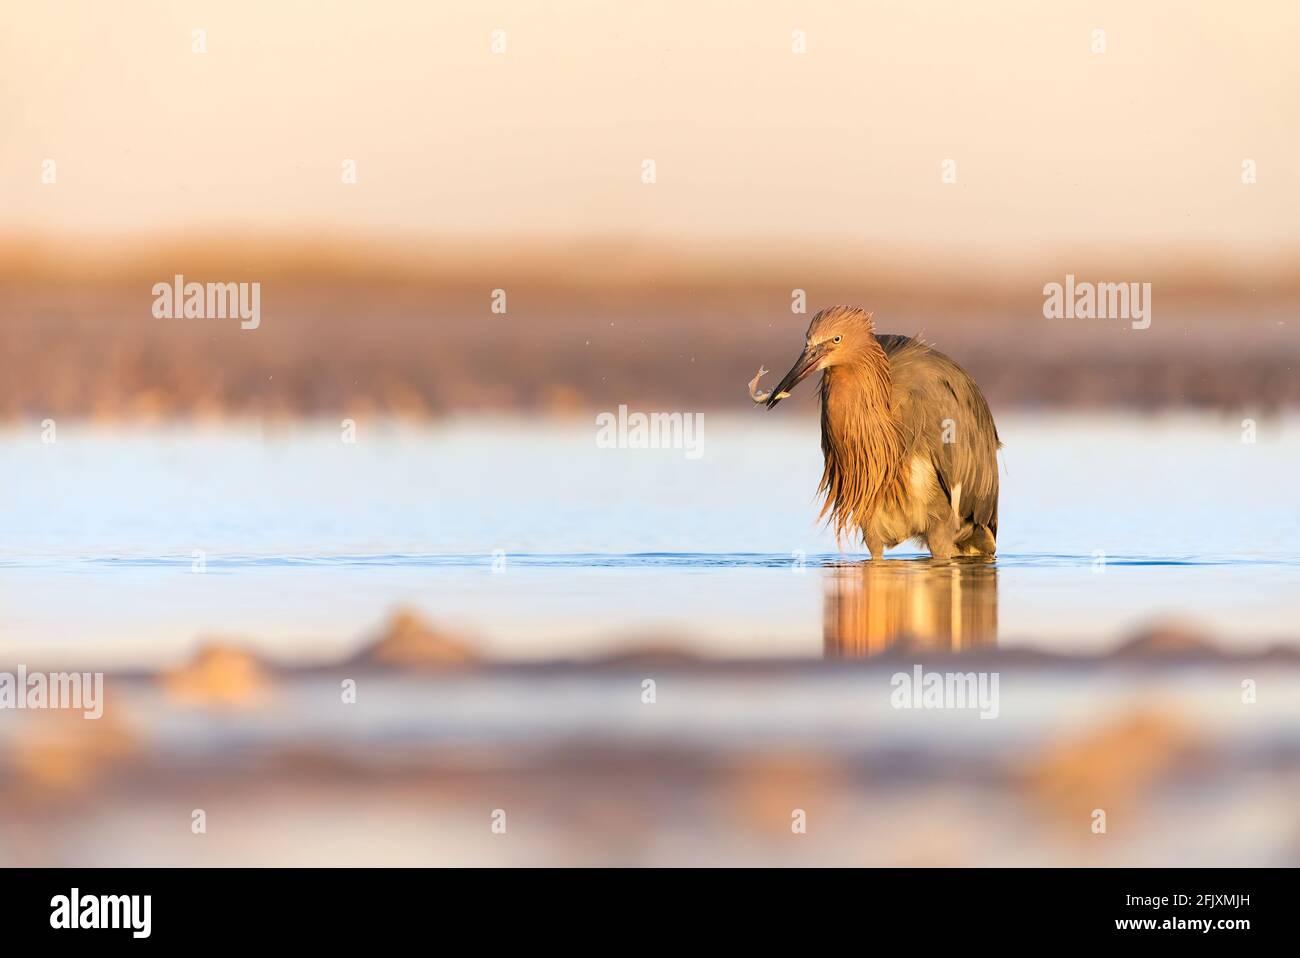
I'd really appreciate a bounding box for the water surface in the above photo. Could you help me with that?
[2,414,1297,666]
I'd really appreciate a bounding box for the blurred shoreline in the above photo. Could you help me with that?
[4,615,1298,867]
[4,235,1298,420]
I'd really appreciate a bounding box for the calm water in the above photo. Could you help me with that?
[2,413,1298,667]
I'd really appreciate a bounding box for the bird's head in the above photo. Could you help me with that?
[765,305,875,408]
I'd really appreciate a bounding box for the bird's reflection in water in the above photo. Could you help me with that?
[823,560,998,658]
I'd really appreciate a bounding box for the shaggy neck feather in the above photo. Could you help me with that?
[817,342,905,542]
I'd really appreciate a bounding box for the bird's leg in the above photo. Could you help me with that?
[966,525,997,556]
[924,522,956,561]
[866,531,885,561]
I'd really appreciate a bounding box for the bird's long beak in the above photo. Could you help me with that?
[765,342,827,408]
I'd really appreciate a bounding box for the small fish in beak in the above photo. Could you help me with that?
[747,366,791,405]
[763,342,828,408]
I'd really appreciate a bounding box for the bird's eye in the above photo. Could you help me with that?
[832,335,842,344]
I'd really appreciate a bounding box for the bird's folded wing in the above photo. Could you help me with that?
[880,335,1000,532]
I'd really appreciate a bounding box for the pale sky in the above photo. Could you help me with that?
[3,0,1298,259]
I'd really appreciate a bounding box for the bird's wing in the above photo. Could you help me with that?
[878,335,1000,534]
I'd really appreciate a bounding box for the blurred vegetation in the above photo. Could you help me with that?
[3,236,1297,420]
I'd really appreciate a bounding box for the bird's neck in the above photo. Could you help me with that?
[817,343,906,540]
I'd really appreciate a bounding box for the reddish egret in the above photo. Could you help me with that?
[752,306,1000,559]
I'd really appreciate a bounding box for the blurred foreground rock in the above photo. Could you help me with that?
[350,610,479,670]
[1115,620,1219,659]
[1022,709,1197,826]
[7,700,138,794]
[163,643,269,705]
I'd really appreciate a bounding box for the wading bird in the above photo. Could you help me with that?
[751,306,1000,560]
